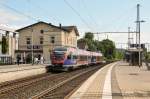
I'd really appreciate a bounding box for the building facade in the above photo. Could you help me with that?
[0,30,17,64]
[15,21,79,64]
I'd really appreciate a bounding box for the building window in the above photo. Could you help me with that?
[40,37,43,44]
[51,36,55,43]
[26,38,31,44]
[40,30,44,34]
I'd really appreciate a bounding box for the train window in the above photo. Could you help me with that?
[73,55,77,59]
[54,47,67,51]
[79,55,87,61]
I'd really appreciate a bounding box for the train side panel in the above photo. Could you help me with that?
[50,47,103,71]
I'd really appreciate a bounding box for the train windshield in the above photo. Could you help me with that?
[54,47,67,51]
[52,47,67,59]
[52,51,66,59]
[53,52,64,59]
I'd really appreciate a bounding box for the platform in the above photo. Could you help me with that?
[69,61,150,99]
[0,64,50,83]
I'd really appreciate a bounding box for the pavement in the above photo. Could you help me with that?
[0,64,51,73]
[0,64,51,83]
[69,61,150,99]
[116,62,150,99]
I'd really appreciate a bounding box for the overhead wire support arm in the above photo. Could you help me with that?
[92,31,136,34]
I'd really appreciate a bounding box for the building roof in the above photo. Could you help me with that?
[62,26,79,36]
[16,21,68,32]
[16,21,79,36]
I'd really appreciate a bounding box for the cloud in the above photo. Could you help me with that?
[0,8,24,24]
[0,6,30,31]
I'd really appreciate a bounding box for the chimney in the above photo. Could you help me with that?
[6,31,9,36]
[59,23,62,28]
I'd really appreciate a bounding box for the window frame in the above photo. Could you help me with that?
[40,37,43,44]
[26,37,31,45]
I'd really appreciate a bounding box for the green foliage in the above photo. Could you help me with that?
[78,32,97,51]
[87,40,97,51]
[2,36,8,54]
[77,38,87,44]
[100,39,116,59]
[115,51,124,60]
[84,32,94,40]
[78,32,116,60]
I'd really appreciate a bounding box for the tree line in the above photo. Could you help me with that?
[77,32,124,60]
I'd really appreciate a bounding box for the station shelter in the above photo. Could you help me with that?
[125,48,143,66]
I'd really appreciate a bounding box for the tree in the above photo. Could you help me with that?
[2,36,8,54]
[84,32,94,40]
[115,51,124,59]
[78,32,97,51]
[101,39,116,59]
[87,40,97,51]
[94,40,104,53]
[84,32,97,51]
[77,38,88,49]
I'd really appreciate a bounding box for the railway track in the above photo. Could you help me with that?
[31,66,102,99]
[0,64,105,99]
[0,73,50,89]
[0,72,60,94]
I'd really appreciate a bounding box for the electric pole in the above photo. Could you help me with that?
[128,27,131,49]
[136,4,145,67]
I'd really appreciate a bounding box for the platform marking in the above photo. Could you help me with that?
[69,64,110,99]
[102,63,117,99]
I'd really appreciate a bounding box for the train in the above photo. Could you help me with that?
[50,47,103,71]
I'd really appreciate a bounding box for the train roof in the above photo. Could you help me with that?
[53,47,103,56]
[67,47,103,56]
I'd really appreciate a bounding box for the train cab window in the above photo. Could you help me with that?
[67,55,71,59]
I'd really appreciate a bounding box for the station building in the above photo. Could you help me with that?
[15,21,79,64]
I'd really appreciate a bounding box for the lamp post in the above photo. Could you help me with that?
[30,28,34,65]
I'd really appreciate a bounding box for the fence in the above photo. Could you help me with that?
[0,55,12,65]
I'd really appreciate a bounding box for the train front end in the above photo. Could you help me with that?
[50,47,67,71]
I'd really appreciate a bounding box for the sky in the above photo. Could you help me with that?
[0,0,149,48]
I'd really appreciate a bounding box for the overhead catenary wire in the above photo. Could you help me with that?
[0,3,40,22]
[0,3,41,36]
[81,0,104,40]
[63,0,94,31]
[81,0,100,28]
[26,0,60,24]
